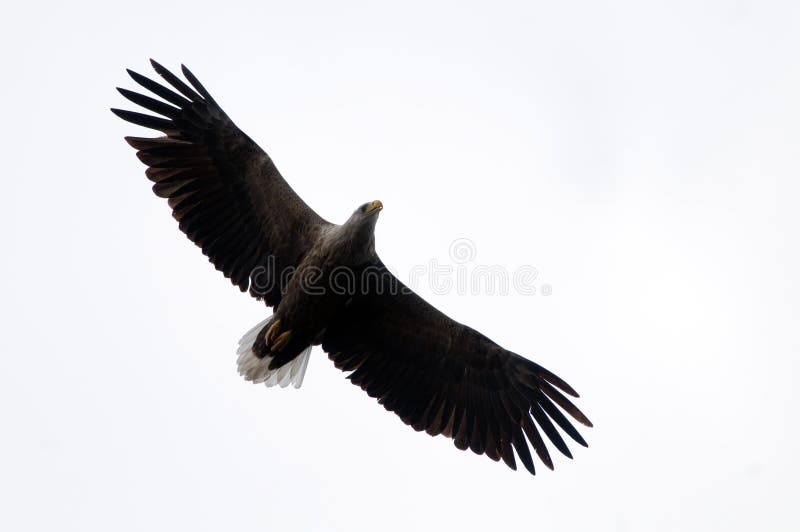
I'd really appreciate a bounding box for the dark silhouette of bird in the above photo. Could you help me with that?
[112,60,592,475]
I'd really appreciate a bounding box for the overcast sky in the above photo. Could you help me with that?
[2,1,799,531]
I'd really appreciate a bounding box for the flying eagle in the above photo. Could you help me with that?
[112,60,592,475]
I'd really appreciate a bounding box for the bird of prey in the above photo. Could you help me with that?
[112,60,592,475]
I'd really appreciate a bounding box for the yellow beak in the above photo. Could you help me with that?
[365,200,383,215]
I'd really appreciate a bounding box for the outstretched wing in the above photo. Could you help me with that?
[321,262,592,475]
[112,60,330,306]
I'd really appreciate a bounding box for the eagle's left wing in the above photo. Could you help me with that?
[321,261,592,475]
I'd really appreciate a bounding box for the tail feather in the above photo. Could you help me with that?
[236,315,311,389]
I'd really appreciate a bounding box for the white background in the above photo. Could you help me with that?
[2,1,799,530]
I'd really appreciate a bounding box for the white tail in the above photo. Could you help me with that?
[236,316,311,389]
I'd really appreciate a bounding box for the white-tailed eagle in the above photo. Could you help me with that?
[112,60,592,475]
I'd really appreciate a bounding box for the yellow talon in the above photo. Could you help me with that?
[265,319,282,344]
[271,330,293,352]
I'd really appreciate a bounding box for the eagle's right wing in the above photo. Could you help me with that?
[112,60,331,306]
[322,261,592,475]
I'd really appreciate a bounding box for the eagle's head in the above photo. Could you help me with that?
[341,200,383,258]
[358,200,383,218]
[347,200,383,225]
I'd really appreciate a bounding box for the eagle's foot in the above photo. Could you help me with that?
[271,330,293,352]
[264,319,282,344]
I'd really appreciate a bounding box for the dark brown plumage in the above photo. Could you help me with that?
[322,264,591,474]
[113,60,330,306]
[113,60,592,476]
